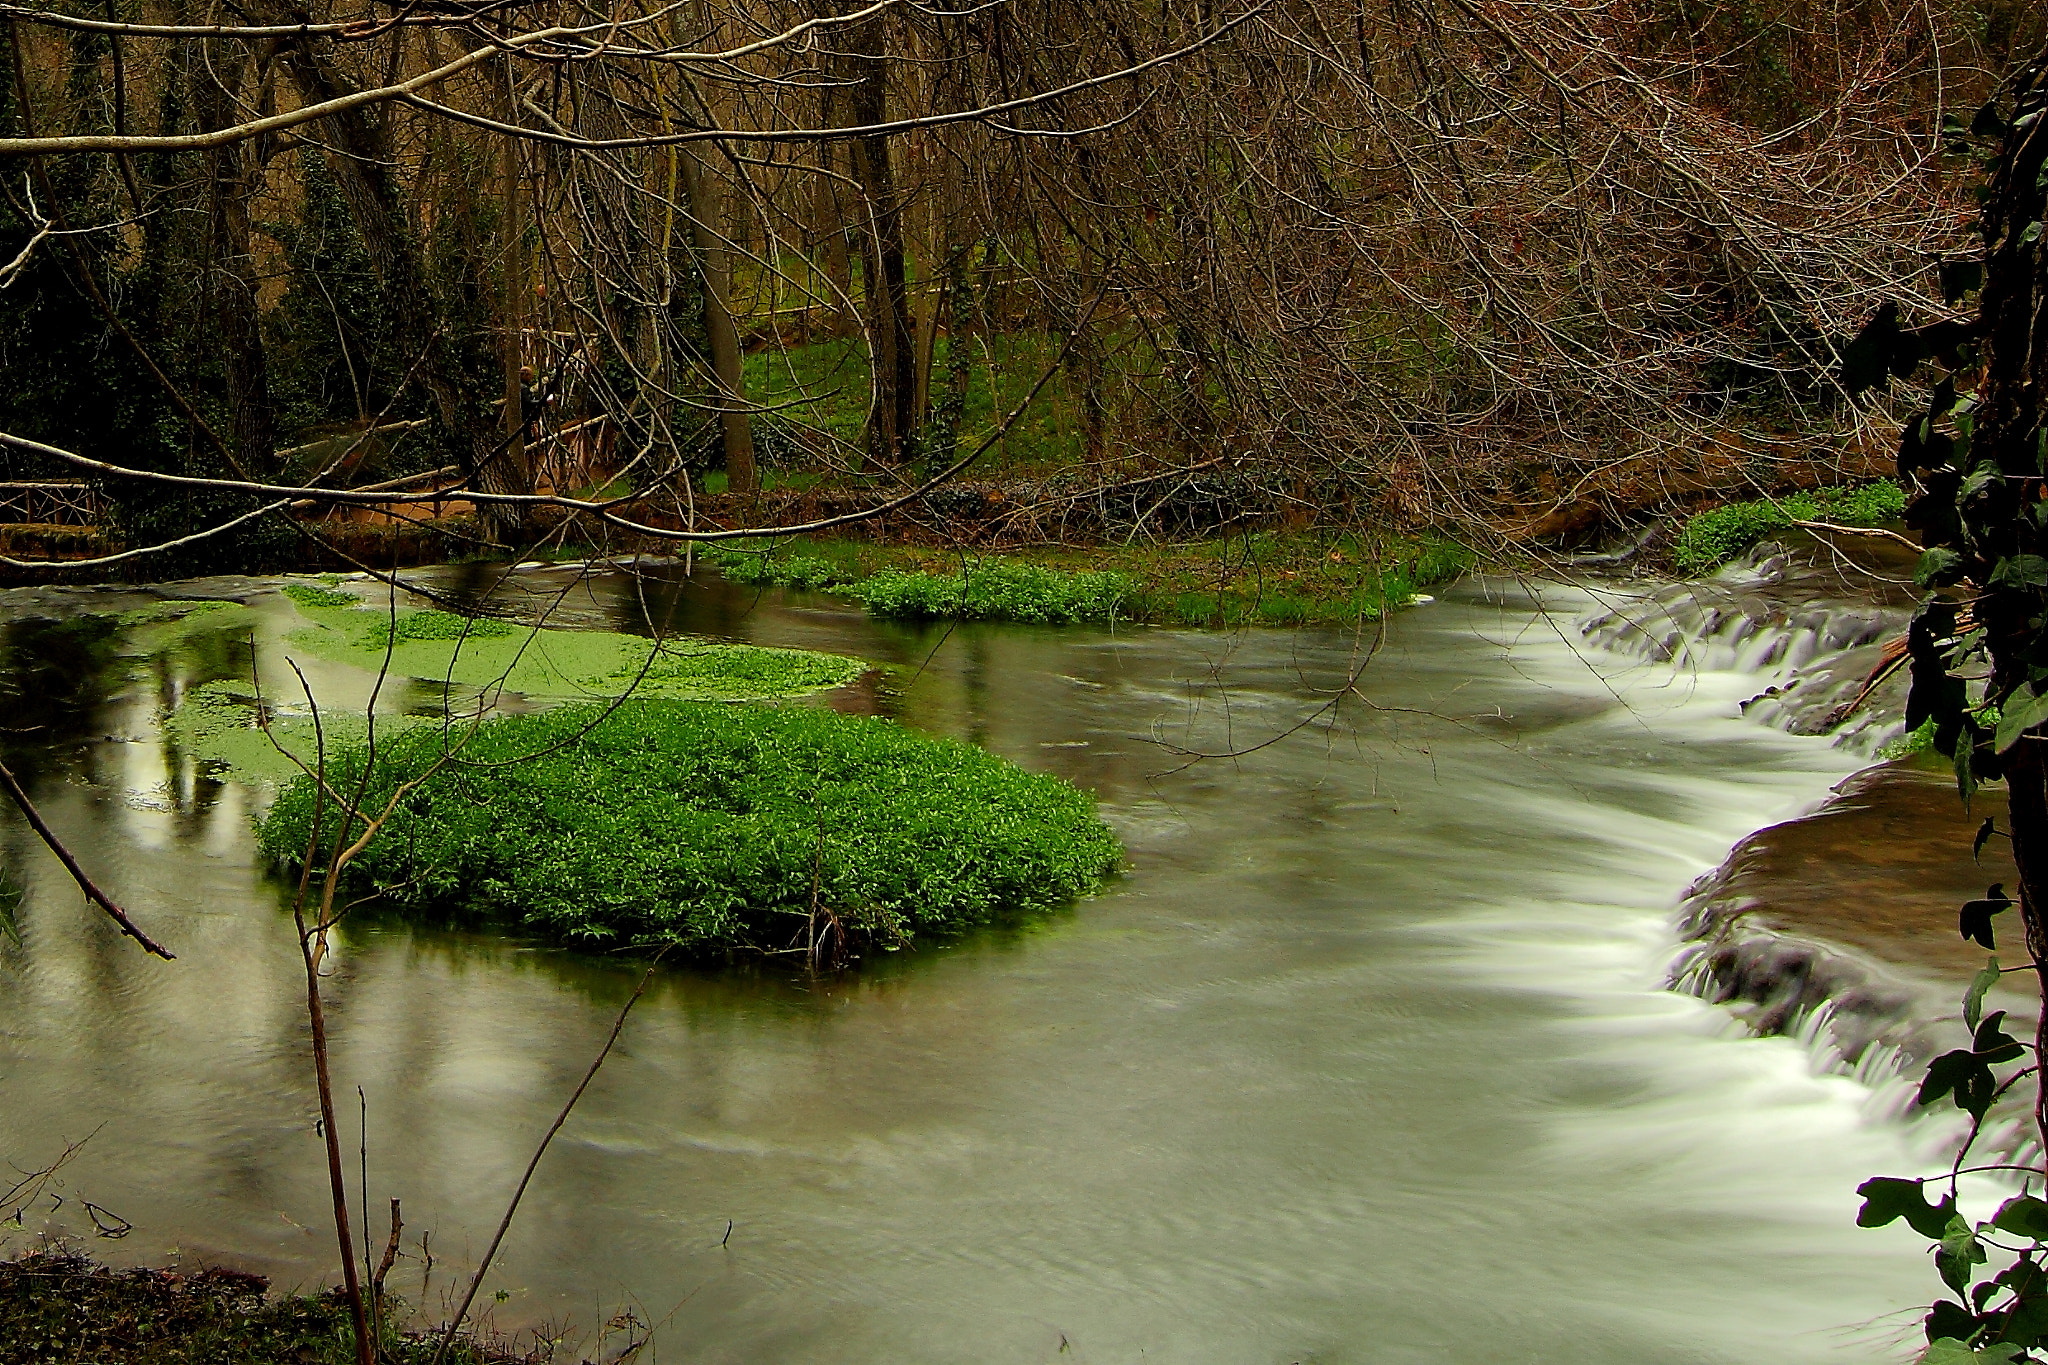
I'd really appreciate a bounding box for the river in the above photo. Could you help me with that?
[0,559,1973,1362]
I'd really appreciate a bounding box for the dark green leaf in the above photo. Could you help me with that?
[1973,1009,2024,1063]
[1993,1196,2048,1241]
[2024,222,2044,246]
[1859,1176,1959,1238]
[1972,100,2006,137]
[1965,957,2000,1030]
[1939,1213,1990,1294]
[1928,1300,1981,1344]
[1919,548,1966,589]
[1998,685,2048,751]
[1992,556,2048,590]
[1962,885,2014,949]
[1976,818,1997,863]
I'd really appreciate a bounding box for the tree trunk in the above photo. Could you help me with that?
[270,27,522,539]
[844,17,916,468]
[682,146,757,493]
[191,45,275,480]
[496,57,532,510]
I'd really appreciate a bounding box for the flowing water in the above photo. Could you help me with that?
[0,558,1978,1363]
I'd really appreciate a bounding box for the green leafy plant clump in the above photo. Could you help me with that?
[705,532,1471,629]
[850,562,1137,625]
[282,582,362,611]
[257,699,1123,956]
[354,608,517,647]
[1673,480,1907,573]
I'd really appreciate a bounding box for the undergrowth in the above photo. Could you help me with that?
[0,1253,531,1365]
[1674,481,1906,573]
[257,699,1122,957]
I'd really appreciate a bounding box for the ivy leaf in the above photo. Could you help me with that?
[1975,1009,2025,1064]
[1993,1196,2048,1241]
[1922,1342,2023,1364]
[2024,222,2044,246]
[1962,885,2014,948]
[1976,818,1997,862]
[1998,685,2048,751]
[1939,1213,1990,1294]
[1992,556,2048,590]
[1941,261,1985,303]
[1920,548,1967,589]
[1972,100,2007,137]
[1965,957,2001,1030]
[1859,1176,1960,1238]
[1928,1300,1982,1345]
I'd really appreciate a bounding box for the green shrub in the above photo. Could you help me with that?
[850,562,1136,625]
[1674,481,1906,573]
[257,700,1122,956]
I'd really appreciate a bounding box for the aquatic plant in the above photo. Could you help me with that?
[280,595,865,702]
[281,582,361,611]
[702,533,1469,629]
[850,561,1137,625]
[1673,481,1907,573]
[257,699,1122,958]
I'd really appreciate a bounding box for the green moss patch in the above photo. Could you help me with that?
[1673,481,1906,573]
[163,678,401,781]
[258,699,1122,957]
[281,595,865,702]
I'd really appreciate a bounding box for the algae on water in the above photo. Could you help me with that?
[278,594,867,703]
[159,590,868,781]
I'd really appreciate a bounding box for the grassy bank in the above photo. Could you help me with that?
[258,698,1122,958]
[708,531,1470,628]
[0,1253,524,1365]
[1672,481,1906,573]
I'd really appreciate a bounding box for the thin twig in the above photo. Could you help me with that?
[0,757,174,959]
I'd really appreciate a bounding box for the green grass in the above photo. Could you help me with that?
[258,699,1123,957]
[1673,481,1907,573]
[707,532,1470,629]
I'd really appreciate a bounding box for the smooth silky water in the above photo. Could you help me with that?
[0,563,1967,1362]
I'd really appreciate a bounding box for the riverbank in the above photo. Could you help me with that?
[0,1250,541,1364]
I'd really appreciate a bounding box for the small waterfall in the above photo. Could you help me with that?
[1599,545,2044,1164]
[1577,544,1912,750]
